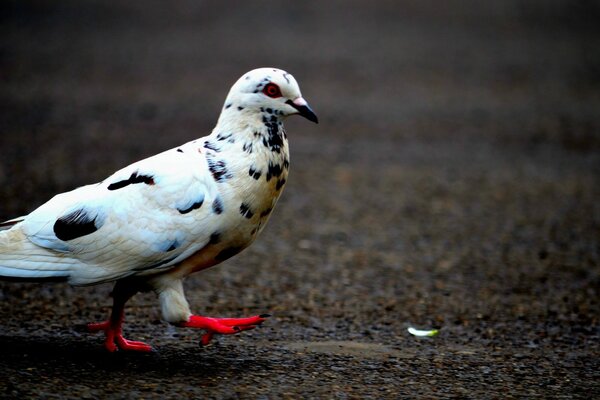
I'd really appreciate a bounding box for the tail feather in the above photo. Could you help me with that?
[0,221,72,282]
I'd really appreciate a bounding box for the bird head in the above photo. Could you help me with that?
[223,68,318,124]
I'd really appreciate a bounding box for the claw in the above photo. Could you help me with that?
[88,321,153,352]
[182,314,270,346]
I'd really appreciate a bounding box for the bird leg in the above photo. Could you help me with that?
[180,314,270,346]
[87,281,153,352]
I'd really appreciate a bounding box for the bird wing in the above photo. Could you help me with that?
[19,143,220,285]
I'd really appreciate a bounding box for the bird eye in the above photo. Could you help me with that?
[262,83,282,98]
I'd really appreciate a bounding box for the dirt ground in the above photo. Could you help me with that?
[1,1,599,398]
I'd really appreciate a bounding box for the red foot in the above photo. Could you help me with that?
[181,314,270,346]
[88,321,153,352]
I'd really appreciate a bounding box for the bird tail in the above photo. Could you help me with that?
[0,218,71,282]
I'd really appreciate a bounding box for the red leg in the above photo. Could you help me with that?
[180,314,270,346]
[87,281,153,352]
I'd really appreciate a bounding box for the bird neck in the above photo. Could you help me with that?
[211,107,288,155]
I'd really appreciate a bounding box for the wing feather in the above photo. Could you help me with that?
[19,143,219,285]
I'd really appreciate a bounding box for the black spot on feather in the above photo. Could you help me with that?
[239,203,254,219]
[215,132,235,144]
[215,247,243,262]
[177,197,204,214]
[276,178,286,190]
[204,141,220,152]
[249,167,261,180]
[108,171,155,190]
[212,197,224,214]
[207,155,232,182]
[262,120,285,153]
[243,142,253,154]
[266,162,283,181]
[209,232,221,245]
[53,209,101,241]
[225,103,232,109]
[165,240,180,252]
[177,148,183,153]
[216,132,233,142]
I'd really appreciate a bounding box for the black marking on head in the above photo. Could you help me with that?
[212,197,224,214]
[245,75,250,80]
[242,142,253,154]
[260,207,273,218]
[177,148,184,153]
[282,73,291,84]
[254,78,271,94]
[209,232,221,245]
[239,203,254,219]
[225,103,232,109]
[53,209,101,241]
[204,140,221,152]
[266,162,283,182]
[238,106,244,111]
[108,171,155,190]
[276,178,286,191]
[207,155,232,182]
[215,247,243,262]
[177,196,204,214]
[249,167,261,180]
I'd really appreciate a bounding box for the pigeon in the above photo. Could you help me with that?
[0,67,318,352]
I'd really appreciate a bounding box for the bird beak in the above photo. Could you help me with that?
[286,97,319,124]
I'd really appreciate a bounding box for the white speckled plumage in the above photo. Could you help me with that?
[0,68,317,350]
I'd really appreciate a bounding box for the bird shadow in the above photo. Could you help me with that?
[0,334,272,383]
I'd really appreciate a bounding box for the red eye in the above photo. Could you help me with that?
[262,83,282,98]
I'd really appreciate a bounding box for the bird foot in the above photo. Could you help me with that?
[87,321,153,352]
[180,313,270,346]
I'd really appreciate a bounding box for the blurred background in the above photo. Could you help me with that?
[1,1,599,398]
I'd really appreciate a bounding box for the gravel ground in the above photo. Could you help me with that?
[1,1,599,398]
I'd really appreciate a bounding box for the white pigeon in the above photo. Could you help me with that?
[0,68,318,352]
